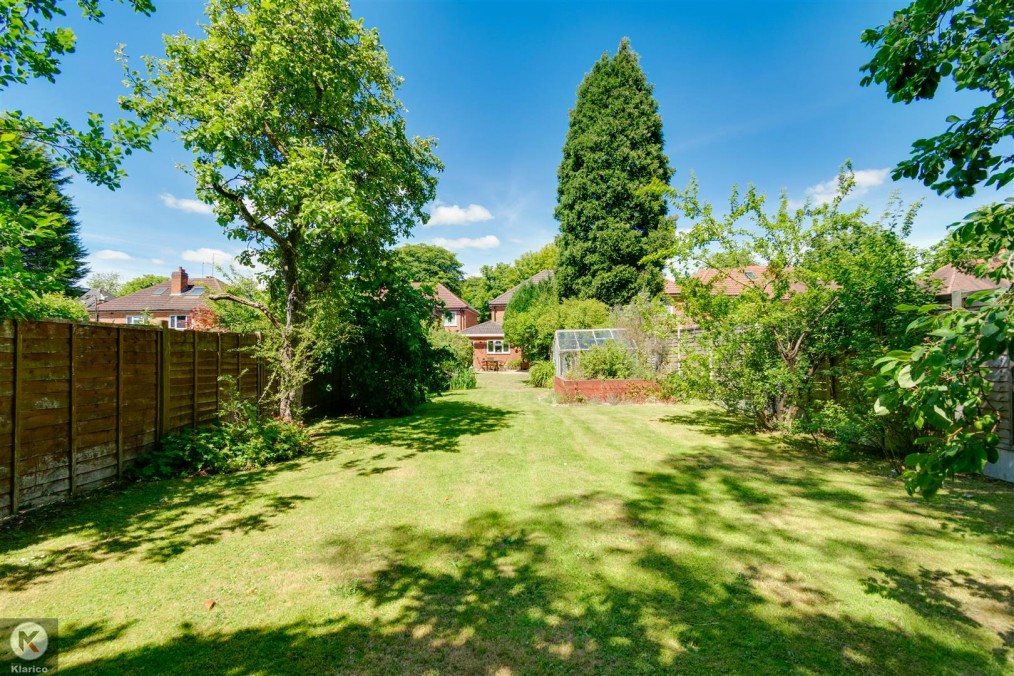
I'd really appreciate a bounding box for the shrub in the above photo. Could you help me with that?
[132,378,312,480]
[505,358,526,371]
[429,326,476,391]
[318,272,452,418]
[448,366,477,390]
[574,341,638,379]
[527,361,555,388]
[428,326,473,371]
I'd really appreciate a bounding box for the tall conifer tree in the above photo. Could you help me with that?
[555,38,671,306]
[6,139,89,292]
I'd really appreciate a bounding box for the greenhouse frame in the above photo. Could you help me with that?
[552,328,632,379]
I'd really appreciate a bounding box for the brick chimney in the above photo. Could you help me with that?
[170,267,189,295]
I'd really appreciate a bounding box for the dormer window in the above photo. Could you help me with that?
[443,311,456,327]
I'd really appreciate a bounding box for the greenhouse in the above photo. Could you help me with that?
[552,328,632,379]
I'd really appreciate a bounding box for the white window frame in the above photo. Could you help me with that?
[168,315,189,330]
[442,310,456,327]
[486,339,510,355]
[126,315,145,325]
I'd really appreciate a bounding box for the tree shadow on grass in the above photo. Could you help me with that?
[61,510,1006,675]
[0,468,311,592]
[316,396,517,471]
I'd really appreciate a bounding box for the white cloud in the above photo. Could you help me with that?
[151,258,165,265]
[432,235,501,250]
[160,193,214,215]
[182,247,236,270]
[427,203,493,226]
[804,168,890,205]
[94,249,132,261]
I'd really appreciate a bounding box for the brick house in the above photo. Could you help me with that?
[414,282,479,333]
[90,267,224,329]
[461,270,553,370]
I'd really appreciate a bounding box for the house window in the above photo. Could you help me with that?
[168,315,189,330]
[443,311,456,327]
[486,340,510,354]
[126,315,146,325]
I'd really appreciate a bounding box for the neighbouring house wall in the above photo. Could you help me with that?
[490,306,506,323]
[92,310,193,327]
[0,319,264,520]
[469,338,523,370]
[441,309,479,333]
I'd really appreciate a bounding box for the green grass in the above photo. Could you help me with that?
[2,373,1013,674]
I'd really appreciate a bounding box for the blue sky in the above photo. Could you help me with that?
[10,0,1005,280]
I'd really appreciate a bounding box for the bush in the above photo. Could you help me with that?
[574,341,639,379]
[505,358,526,371]
[448,366,477,390]
[429,326,476,391]
[428,326,473,370]
[318,271,452,418]
[527,361,555,388]
[132,378,312,480]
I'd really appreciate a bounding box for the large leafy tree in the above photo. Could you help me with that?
[6,138,88,291]
[660,170,928,437]
[123,0,441,420]
[1,0,154,318]
[394,243,463,294]
[861,0,1014,496]
[1,0,156,188]
[555,38,671,306]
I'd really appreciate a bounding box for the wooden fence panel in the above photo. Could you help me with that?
[2,319,264,519]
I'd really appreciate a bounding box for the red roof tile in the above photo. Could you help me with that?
[928,264,1008,297]
[665,266,807,297]
[92,277,225,313]
[412,282,477,313]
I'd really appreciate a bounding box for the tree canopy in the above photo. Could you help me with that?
[123,0,441,420]
[660,169,928,440]
[394,243,464,294]
[861,0,1014,496]
[119,274,168,296]
[555,38,671,306]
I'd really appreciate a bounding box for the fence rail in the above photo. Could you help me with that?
[0,319,263,519]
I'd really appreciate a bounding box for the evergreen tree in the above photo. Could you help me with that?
[555,38,671,306]
[7,139,89,292]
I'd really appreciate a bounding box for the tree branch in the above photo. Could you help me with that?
[789,296,840,359]
[208,293,282,330]
[262,121,289,159]
[210,182,290,251]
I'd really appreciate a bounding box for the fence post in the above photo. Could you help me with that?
[116,328,124,479]
[192,331,199,428]
[68,324,77,495]
[216,333,222,413]
[255,332,263,407]
[11,320,21,514]
[158,324,170,443]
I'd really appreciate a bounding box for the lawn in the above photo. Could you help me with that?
[2,373,1013,674]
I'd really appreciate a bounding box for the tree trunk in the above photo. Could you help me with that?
[276,247,305,422]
